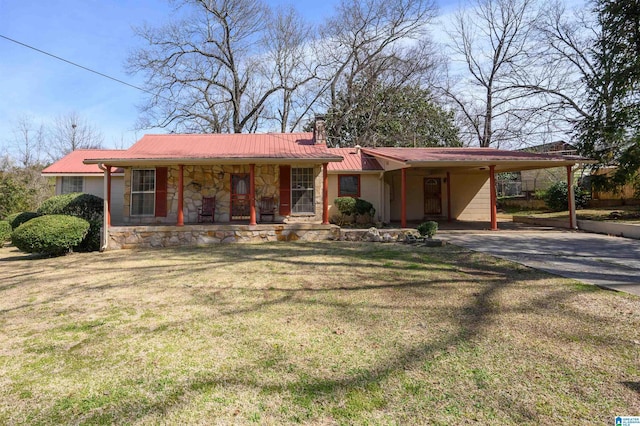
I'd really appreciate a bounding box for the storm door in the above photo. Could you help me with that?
[424,178,442,215]
[230,173,250,221]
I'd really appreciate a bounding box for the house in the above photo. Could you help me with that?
[41,150,126,223]
[43,117,586,249]
[496,141,586,198]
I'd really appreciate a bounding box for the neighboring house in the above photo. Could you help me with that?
[590,167,639,206]
[41,150,125,223]
[497,142,584,197]
[43,117,585,249]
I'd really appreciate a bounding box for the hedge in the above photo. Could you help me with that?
[37,193,103,252]
[11,215,90,256]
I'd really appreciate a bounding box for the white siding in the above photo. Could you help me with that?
[54,175,124,224]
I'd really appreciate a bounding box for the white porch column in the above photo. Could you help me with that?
[567,165,577,229]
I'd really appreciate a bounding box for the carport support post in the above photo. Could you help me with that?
[446,171,452,222]
[177,165,184,226]
[401,168,407,228]
[322,163,329,225]
[249,164,257,226]
[567,165,577,229]
[489,165,498,231]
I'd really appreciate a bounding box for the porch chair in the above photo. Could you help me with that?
[198,196,216,223]
[259,196,276,222]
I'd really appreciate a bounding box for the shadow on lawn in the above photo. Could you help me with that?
[3,242,634,424]
[72,263,542,424]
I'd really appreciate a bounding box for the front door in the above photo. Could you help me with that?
[424,178,442,215]
[231,174,250,221]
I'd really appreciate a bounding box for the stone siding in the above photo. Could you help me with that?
[108,223,340,249]
[106,224,419,250]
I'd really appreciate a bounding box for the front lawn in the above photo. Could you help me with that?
[0,242,638,424]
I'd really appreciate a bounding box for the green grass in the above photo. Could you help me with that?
[512,205,640,223]
[0,242,638,424]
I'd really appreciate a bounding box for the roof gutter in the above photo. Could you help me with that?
[83,156,344,167]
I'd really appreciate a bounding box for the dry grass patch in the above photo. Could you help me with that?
[0,242,638,425]
[514,205,640,223]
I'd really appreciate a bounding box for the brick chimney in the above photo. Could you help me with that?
[313,115,327,145]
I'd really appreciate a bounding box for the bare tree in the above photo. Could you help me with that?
[512,1,594,130]
[7,115,45,168]
[442,0,541,148]
[320,0,439,146]
[262,6,319,132]
[49,112,104,161]
[128,0,284,133]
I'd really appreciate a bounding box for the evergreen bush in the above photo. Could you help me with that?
[542,182,589,212]
[354,198,375,217]
[6,212,41,230]
[334,197,357,225]
[37,193,103,251]
[417,221,438,238]
[11,215,90,256]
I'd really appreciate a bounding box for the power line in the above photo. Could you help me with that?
[0,33,185,109]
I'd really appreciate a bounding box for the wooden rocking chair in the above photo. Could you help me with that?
[258,196,276,222]
[198,196,215,223]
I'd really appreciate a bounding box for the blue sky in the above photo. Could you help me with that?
[0,0,459,155]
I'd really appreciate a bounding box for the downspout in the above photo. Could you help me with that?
[98,163,109,251]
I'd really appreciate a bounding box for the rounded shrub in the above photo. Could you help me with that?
[334,197,357,217]
[355,198,375,217]
[542,182,589,212]
[0,221,11,245]
[37,193,103,252]
[6,212,41,230]
[417,221,438,238]
[37,192,103,218]
[11,215,90,256]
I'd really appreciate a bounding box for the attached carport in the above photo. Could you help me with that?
[362,147,590,230]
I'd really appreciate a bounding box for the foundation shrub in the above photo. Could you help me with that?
[11,215,90,255]
[334,197,357,225]
[334,197,376,225]
[37,193,103,251]
[354,198,375,217]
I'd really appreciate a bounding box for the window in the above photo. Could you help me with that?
[131,169,155,216]
[291,167,315,213]
[61,176,83,194]
[338,174,360,197]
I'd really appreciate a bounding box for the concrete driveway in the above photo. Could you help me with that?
[440,228,640,296]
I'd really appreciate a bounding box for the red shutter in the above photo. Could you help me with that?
[279,165,291,215]
[155,167,168,217]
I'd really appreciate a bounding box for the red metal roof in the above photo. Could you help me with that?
[327,148,383,171]
[361,147,576,163]
[42,150,125,174]
[83,133,343,163]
